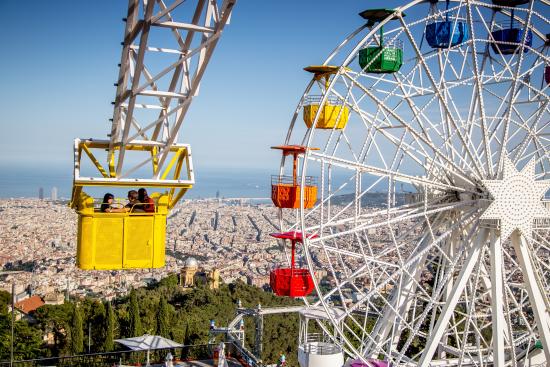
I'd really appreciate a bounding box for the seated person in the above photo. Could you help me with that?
[126,190,145,213]
[100,193,126,213]
[138,188,155,213]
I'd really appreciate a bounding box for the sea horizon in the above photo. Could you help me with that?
[0,162,275,200]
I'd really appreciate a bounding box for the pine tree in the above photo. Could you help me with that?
[70,305,84,354]
[128,289,142,337]
[104,301,115,351]
[183,320,190,344]
[156,297,171,338]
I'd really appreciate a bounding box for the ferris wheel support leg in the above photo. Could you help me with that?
[364,234,432,357]
[511,231,550,363]
[437,229,458,360]
[490,230,506,366]
[418,228,488,367]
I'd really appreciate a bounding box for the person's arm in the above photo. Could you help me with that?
[145,198,156,213]
[106,202,128,213]
[108,207,128,213]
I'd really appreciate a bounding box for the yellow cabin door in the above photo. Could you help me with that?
[123,216,154,268]
[94,217,124,269]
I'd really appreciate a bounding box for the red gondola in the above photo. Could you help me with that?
[269,231,317,298]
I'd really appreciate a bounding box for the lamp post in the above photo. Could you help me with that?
[0,270,25,367]
[10,281,14,367]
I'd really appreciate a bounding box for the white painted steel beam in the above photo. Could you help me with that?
[489,230,506,366]
[103,0,235,183]
[512,232,550,364]
[418,228,488,366]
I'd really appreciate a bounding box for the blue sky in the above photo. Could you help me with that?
[0,0,407,172]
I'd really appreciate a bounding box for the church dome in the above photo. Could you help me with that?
[184,257,198,268]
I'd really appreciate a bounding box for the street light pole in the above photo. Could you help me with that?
[10,281,15,367]
[0,271,24,367]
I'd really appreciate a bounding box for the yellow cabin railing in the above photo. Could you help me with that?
[75,192,168,270]
[303,96,350,130]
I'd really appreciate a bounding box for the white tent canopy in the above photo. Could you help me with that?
[115,334,183,351]
[115,334,182,366]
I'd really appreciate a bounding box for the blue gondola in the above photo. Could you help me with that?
[491,0,529,6]
[490,1,532,55]
[491,28,532,54]
[426,0,469,49]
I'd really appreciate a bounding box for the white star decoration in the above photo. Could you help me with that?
[481,157,550,241]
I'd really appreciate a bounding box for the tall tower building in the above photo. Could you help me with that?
[39,187,44,200]
[51,187,58,201]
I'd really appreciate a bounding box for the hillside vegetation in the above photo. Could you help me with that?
[0,277,302,366]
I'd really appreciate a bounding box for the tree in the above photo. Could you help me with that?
[156,297,171,338]
[90,300,105,352]
[34,303,73,356]
[104,301,116,352]
[0,314,43,360]
[70,305,84,354]
[128,289,142,337]
[0,290,10,315]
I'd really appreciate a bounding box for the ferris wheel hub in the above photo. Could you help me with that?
[481,156,550,241]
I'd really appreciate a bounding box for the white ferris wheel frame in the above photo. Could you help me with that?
[277,1,550,365]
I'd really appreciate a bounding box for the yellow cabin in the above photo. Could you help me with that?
[302,65,350,130]
[71,139,194,270]
[75,192,168,270]
[303,98,350,130]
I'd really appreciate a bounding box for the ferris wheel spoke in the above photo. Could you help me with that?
[344,208,479,320]
[398,15,486,179]
[307,199,461,249]
[497,1,537,172]
[314,213,448,312]
[396,223,486,364]
[345,73,482,184]
[367,117,480,187]
[456,239,491,365]
[511,100,550,164]
[531,230,550,273]
[391,62,478,171]
[309,151,471,193]
[465,3,495,176]
[416,227,489,365]
[364,216,446,357]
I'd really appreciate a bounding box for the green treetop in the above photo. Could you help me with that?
[70,305,84,354]
[104,301,116,352]
[128,289,142,337]
[156,297,171,338]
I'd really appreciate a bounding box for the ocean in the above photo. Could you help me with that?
[0,163,402,200]
[0,163,273,199]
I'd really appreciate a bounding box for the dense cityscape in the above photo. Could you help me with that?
[0,197,292,301]
[2,0,549,365]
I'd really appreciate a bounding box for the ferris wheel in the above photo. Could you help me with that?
[271,0,550,365]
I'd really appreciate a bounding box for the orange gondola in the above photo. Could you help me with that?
[271,145,318,209]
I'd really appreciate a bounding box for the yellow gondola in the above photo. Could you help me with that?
[71,139,193,270]
[302,65,350,130]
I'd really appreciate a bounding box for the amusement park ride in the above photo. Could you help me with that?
[70,0,235,270]
[68,0,550,366]
[269,0,550,366]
